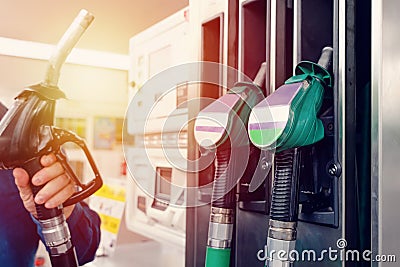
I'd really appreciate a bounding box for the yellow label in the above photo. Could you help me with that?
[94,184,126,202]
[99,213,121,234]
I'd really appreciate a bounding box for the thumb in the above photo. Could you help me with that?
[13,167,30,189]
[13,168,37,216]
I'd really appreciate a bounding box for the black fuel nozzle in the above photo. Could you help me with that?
[0,10,102,267]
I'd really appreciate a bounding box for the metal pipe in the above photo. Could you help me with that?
[43,9,94,87]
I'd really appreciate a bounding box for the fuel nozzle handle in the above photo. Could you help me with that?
[249,47,333,152]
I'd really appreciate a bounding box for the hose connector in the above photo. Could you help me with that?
[265,220,297,267]
[207,207,234,249]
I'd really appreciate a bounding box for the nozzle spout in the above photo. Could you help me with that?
[253,62,267,88]
[43,9,94,88]
[317,46,333,72]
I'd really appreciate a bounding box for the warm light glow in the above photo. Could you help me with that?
[0,37,129,70]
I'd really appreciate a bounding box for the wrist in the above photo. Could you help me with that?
[64,204,75,219]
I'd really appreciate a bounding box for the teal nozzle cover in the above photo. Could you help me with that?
[205,247,231,267]
[248,48,332,151]
[287,61,332,88]
[288,46,333,87]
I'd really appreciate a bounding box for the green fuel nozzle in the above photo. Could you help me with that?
[248,47,333,267]
[248,47,333,152]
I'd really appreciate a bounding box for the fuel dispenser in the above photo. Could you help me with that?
[125,8,191,251]
[187,0,373,266]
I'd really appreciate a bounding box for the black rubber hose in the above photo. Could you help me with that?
[211,144,236,209]
[50,247,79,267]
[270,148,301,222]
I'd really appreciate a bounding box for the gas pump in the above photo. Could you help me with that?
[248,47,333,266]
[187,0,375,266]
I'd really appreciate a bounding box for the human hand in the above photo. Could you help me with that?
[13,153,76,219]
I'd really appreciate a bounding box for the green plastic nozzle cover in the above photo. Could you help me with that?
[274,61,332,152]
[205,247,231,267]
